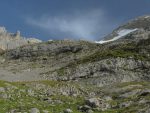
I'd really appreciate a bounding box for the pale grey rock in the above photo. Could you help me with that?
[63,109,73,113]
[10,109,17,113]
[120,89,141,98]
[42,110,49,113]
[85,98,110,111]
[29,108,40,113]
[0,26,42,50]
[103,96,112,101]
[27,89,35,96]
[139,89,150,96]
[87,110,94,113]
[43,97,52,104]
[0,87,5,92]
[139,99,150,104]
[119,101,133,108]
[0,93,8,99]
[78,105,91,112]
[86,98,100,108]
[137,108,150,113]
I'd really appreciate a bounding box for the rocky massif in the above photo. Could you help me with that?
[0,27,42,50]
[0,15,150,113]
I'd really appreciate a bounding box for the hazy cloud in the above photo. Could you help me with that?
[26,9,116,40]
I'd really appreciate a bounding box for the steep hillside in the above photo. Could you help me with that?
[2,36,150,86]
[0,15,150,113]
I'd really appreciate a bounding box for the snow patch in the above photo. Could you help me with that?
[95,29,138,44]
[48,39,53,42]
[144,16,150,19]
[27,38,42,43]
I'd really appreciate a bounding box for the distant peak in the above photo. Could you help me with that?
[96,15,150,44]
[143,15,150,19]
[138,15,150,19]
[95,29,138,44]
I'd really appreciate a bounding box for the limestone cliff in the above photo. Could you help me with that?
[0,27,42,50]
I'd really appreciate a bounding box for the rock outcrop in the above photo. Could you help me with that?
[0,27,42,50]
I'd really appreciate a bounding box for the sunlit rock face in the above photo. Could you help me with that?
[0,27,42,50]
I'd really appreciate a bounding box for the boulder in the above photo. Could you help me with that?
[85,98,100,108]
[0,87,5,92]
[78,105,91,112]
[63,109,73,113]
[29,108,40,113]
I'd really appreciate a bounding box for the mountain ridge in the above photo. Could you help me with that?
[96,15,150,44]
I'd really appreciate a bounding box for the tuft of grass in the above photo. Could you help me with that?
[57,68,66,76]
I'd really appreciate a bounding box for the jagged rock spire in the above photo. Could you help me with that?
[0,27,7,34]
[0,26,42,50]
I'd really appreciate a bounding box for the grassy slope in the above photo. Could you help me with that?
[0,80,150,113]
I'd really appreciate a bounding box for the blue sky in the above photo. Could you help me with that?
[0,0,150,41]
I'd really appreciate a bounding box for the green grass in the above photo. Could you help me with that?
[57,67,66,76]
[0,80,86,113]
[0,80,150,113]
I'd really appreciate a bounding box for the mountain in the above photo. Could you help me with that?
[0,16,150,113]
[0,27,42,50]
[96,15,150,44]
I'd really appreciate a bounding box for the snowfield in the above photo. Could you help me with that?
[144,16,150,19]
[95,29,138,44]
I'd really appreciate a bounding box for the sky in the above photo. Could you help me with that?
[0,0,150,41]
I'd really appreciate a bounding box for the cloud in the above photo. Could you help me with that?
[26,9,116,41]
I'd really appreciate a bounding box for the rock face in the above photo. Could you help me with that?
[0,27,42,50]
